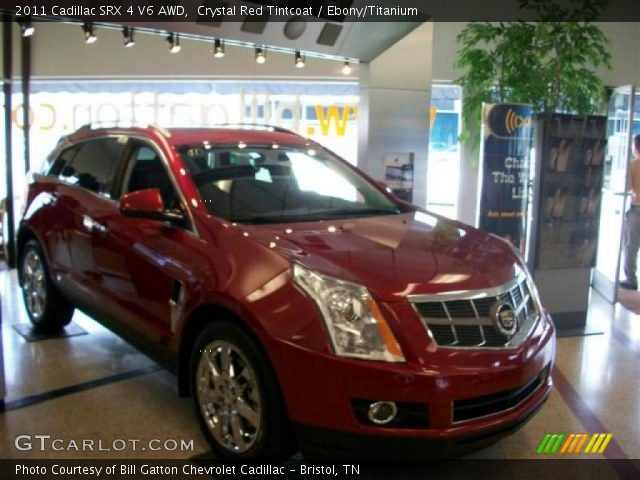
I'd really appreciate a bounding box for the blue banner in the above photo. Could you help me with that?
[478,103,534,252]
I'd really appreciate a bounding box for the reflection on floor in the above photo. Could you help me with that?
[0,269,639,471]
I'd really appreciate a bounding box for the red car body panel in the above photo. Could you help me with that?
[19,126,555,456]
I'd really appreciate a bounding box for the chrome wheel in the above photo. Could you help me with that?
[21,250,47,320]
[196,340,262,453]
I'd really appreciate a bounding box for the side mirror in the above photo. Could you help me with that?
[119,188,185,224]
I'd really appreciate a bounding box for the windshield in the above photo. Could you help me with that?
[178,144,405,223]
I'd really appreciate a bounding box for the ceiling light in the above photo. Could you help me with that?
[342,60,352,76]
[82,22,97,44]
[295,51,306,69]
[19,19,34,37]
[167,33,181,53]
[214,38,225,58]
[255,47,266,64]
[122,27,135,47]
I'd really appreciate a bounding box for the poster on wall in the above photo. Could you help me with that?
[383,153,414,202]
[477,103,534,253]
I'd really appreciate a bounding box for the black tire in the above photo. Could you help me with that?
[19,239,74,333]
[190,321,296,461]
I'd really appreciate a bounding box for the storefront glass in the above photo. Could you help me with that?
[427,84,461,217]
[0,80,359,203]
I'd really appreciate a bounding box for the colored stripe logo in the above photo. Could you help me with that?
[537,433,612,454]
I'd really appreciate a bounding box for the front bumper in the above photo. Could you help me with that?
[264,310,556,457]
[295,388,550,458]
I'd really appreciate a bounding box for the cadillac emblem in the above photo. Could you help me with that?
[490,301,518,336]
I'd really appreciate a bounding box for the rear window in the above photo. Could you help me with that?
[47,146,79,177]
[59,137,125,195]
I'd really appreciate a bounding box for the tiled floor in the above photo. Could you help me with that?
[0,268,638,467]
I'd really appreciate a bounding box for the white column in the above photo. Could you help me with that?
[357,22,433,207]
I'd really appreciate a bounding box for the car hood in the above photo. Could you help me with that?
[240,211,523,303]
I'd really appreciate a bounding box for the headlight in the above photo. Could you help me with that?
[292,263,405,363]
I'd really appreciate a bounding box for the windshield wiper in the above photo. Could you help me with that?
[320,207,401,218]
[226,208,401,224]
[225,216,287,224]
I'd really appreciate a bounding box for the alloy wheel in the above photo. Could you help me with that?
[196,340,262,453]
[21,250,47,319]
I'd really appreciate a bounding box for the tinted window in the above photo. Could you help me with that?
[60,137,125,195]
[125,143,181,210]
[48,146,79,177]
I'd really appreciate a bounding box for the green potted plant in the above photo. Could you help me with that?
[454,0,612,154]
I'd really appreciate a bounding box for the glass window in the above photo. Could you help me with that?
[60,137,124,195]
[179,145,404,223]
[427,84,462,218]
[125,142,181,210]
[48,145,79,177]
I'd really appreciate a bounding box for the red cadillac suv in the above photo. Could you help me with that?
[18,124,555,460]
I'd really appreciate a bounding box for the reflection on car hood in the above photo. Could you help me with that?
[238,211,521,302]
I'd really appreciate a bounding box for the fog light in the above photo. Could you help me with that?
[367,401,397,425]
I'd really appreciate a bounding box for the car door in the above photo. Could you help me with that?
[55,136,126,300]
[36,145,81,276]
[89,138,199,343]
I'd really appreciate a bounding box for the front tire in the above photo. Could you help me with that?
[190,321,295,461]
[20,239,74,333]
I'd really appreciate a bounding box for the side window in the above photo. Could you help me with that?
[125,143,181,210]
[48,146,79,177]
[60,137,125,195]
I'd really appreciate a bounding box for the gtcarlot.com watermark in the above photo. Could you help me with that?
[15,435,195,453]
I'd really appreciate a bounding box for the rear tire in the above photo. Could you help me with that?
[19,239,74,333]
[190,321,296,461]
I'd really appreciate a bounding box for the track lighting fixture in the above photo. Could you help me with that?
[82,22,97,44]
[295,51,306,69]
[18,18,34,37]
[213,38,225,58]
[255,47,267,64]
[167,33,181,53]
[341,61,352,75]
[122,27,135,47]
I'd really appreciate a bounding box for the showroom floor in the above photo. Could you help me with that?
[0,268,639,469]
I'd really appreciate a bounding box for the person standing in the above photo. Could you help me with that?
[621,134,640,290]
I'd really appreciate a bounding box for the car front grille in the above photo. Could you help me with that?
[410,274,539,349]
[452,366,549,423]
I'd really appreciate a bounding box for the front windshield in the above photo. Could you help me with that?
[178,144,404,223]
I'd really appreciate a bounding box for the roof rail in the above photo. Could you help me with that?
[73,121,171,138]
[214,123,299,135]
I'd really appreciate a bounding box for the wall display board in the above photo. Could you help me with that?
[477,103,534,253]
[383,153,414,202]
